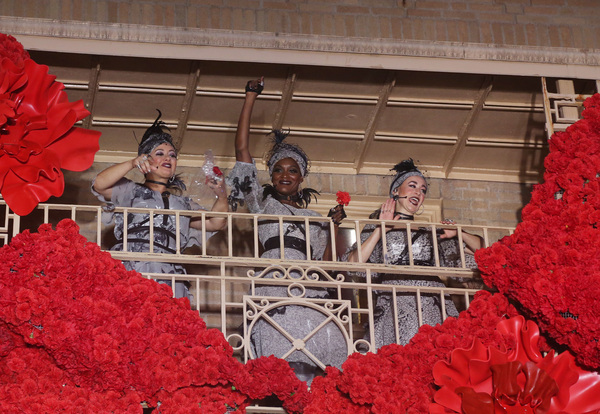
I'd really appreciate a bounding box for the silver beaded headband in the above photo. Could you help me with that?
[389,159,426,198]
[265,130,309,177]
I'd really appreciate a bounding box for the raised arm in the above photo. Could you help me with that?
[93,154,149,201]
[235,77,263,163]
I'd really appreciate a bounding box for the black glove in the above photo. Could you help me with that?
[245,79,264,95]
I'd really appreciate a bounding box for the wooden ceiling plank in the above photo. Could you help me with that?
[443,76,493,178]
[354,72,396,173]
[82,56,101,130]
[173,61,201,150]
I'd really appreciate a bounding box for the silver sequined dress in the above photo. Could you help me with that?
[92,177,214,302]
[228,161,347,374]
[344,222,465,348]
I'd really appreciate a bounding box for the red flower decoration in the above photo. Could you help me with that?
[336,191,351,206]
[0,219,310,413]
[213,166,223,177]
[431,316,600,414]
[306,291,520,413]
[476,93,600,369]
[0,33,29,67]
[0,34,100,216]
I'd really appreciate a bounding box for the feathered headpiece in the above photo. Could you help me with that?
[265,130,310,177]
[138,110,177,156]
[389,158,426,197]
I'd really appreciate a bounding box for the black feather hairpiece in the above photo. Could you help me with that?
[388,158,427,197]
[141,110,171,141]
[137,109,176,156]
[391,158,419,175]
[272,129,290,144]
[265,129,310,177]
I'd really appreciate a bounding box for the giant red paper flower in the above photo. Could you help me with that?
[0,34,100,216]
[431,316,600,414]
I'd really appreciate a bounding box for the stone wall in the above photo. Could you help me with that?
[1,0,599,49]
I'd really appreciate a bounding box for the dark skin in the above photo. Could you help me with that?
[271,157,304,205]
[235,77,345,259]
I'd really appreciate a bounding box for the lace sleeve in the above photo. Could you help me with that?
[226,160,263,213]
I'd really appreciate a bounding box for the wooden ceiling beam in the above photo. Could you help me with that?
[272,67,297,132]
[442,76,493,178]
[82,56,101,130]
[173,61,201,150]
[354,72,396,173]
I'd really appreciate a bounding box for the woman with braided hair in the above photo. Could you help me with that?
[92,111,228,302]
[229,78,347,384]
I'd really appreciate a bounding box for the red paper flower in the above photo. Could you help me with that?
[431,316,600,414]
[336,191,351,206]
[0,33,100,216]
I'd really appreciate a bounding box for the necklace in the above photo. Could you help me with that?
[274,192,301,206]
[145,179,168,187]
[395,212,414,220]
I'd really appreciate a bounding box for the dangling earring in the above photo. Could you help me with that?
[167,175,175,187]
[297,188,304,199]
[416,204,425,216]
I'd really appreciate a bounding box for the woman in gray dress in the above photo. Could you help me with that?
[344,159,482,349]
[229,78,347,384]
[92,111,228,302]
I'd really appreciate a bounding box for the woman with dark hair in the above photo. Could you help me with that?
[92,111,228,302]
[228,78,346,384]
[344,159,482,348]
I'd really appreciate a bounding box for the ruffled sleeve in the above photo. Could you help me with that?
[91,177,136,224]
[226,160,264,213]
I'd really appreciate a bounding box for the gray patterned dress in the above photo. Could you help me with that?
[92,177,214,302]
[344,223,465,348]
[228,161,347,379]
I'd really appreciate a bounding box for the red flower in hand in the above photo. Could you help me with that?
[336,191,351,206]
[0,34,100,216]
[212,166,223,177]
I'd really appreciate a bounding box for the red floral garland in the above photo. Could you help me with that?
[0,220,310,413]
[305,291,520,413]
[476,94,600,369]
[0,33,100,216]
